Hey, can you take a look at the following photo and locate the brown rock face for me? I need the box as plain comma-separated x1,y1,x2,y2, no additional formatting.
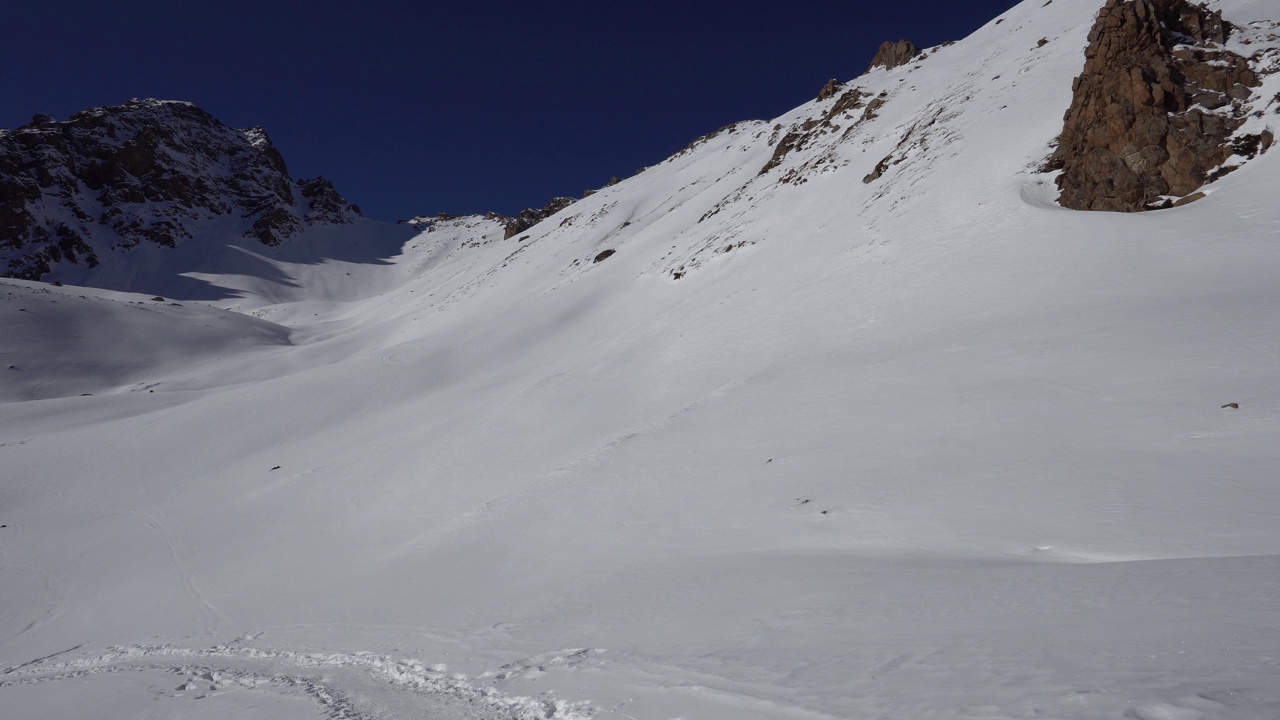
817,79,843,101
868,40,921,72
1047,0,1261,211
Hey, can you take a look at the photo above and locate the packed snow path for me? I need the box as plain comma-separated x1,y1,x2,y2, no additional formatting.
3,554,1280,720
1,639,595,720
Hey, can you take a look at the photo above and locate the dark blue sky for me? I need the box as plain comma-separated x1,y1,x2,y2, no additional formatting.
4,1,1020,221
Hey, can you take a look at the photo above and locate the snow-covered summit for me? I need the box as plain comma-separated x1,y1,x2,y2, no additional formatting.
0,98,362,282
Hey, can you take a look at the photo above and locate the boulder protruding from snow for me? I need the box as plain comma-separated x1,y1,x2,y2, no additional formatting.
868,40,922,72
1047,0,1263,211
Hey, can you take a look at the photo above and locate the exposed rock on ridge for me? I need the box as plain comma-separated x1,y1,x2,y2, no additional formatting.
817,79,844,101
868,40,922,72
0,99,361,280
402,194,578,240
1047,0,1265,211
486,196,577,239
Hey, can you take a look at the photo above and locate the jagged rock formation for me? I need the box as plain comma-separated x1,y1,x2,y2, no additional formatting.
299,176,362,224
486,196,577,239
0,99,361,280
817,79,844,101
408,196,576,238
760,87,878,178
1047,0,1266,211
868,40,922,71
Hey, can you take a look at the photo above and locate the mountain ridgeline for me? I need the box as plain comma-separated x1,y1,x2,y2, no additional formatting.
0,99,361,280
3,2,1280,717
1,0,1277,285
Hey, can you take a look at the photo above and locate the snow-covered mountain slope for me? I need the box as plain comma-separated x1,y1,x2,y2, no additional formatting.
4,1,1280,720
0,99,363,284
0,281,292,402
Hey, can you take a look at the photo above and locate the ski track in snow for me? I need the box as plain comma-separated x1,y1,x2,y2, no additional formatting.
0,563,66,646
0,640,598,720
117,508,223,637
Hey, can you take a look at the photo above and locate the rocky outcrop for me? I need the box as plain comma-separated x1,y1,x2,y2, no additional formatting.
1047,0,1264,211
299,176,362,224
0,99,361,280
760,87,873,177
487,196,576,239
868,40,921,72
817,79,844,101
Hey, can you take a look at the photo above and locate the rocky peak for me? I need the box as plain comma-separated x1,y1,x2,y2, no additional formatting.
240,125,292,178
868,40,921,72
1047,0,1268,211
0,98,361,280
299,176,362,224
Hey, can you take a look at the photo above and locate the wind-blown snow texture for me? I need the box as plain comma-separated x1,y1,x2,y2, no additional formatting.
3,1,1280,719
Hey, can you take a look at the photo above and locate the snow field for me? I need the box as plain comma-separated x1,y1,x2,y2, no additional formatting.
3,1,1280,718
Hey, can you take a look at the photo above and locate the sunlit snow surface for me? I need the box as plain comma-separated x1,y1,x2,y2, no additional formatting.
4,1,1280,718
